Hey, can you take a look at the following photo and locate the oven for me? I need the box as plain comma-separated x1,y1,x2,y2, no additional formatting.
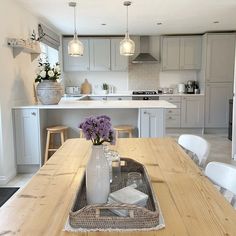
132,91,159,100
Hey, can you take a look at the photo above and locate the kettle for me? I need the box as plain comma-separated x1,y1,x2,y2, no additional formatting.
177,84,186,94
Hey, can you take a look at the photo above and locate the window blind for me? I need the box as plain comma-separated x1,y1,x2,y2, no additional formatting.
38,24,60,50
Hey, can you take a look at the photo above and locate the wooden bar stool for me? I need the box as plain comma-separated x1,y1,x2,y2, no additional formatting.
114,125,134,139
44,126,68,164
79,128,84,138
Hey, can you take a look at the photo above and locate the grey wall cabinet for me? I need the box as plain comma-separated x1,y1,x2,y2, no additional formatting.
63,38,90,72
180,36,202,70
162,36,202,70
89,39,111,71
111,38,128,71
162,37,180,70
206,34,235,83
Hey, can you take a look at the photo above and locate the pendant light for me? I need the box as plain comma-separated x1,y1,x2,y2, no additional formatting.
120,1,135,56
68,1,84,57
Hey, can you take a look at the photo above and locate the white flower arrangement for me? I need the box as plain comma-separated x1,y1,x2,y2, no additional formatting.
35,59,61,83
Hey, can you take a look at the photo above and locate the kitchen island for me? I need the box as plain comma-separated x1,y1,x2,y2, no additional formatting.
1,138,236,235
13,99,175,171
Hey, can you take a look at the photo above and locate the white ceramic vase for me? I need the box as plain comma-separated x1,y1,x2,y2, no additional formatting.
36,80,63,105
86,145,110,204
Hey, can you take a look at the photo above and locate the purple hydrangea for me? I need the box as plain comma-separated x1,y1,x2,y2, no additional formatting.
79,115,116,145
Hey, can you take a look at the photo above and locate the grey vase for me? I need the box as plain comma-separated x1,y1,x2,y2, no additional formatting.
36,80,63,105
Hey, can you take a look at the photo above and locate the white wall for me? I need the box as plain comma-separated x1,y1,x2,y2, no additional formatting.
0,0,54,184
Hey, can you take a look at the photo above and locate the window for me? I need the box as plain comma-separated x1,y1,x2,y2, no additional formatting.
40,43,59,66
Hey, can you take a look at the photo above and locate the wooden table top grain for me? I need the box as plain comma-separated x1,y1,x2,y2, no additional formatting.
0,138,236,236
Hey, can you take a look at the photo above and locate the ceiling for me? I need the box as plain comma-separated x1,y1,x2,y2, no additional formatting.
15,0,236,35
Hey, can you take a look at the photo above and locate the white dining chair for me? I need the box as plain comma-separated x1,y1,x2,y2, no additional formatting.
178,134,210,168
205,161,236,207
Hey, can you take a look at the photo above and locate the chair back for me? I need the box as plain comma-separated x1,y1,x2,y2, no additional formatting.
205,162,236,196
178,134,210,167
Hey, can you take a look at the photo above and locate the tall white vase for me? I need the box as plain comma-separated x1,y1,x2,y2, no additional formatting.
86,145,110,204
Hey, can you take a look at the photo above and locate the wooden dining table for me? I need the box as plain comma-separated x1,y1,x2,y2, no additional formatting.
0,137,236,236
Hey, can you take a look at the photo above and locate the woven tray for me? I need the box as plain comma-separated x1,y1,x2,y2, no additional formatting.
69,158,161,230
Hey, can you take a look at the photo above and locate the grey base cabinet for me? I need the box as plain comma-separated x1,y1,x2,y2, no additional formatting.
181,96,204,128
139,108,165,137
205,83,233,128
14,109,41,165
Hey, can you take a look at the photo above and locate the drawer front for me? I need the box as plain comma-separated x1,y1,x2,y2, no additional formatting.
166,108,181,115
166,114,181,128
159,96,181,102
167,102,181,109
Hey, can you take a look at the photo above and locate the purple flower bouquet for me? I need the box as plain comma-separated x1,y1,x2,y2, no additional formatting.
79,115,115,145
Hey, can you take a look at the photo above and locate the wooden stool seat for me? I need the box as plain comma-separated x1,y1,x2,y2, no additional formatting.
44,125,68,164
46,126,68,132
114,125,134,138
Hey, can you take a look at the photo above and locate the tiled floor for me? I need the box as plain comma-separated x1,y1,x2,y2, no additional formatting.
2,134,235,206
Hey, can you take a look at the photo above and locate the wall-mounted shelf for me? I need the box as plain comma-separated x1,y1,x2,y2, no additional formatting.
7,38,41,61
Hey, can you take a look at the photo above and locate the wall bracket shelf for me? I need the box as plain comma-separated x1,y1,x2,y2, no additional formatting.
7,38,41,61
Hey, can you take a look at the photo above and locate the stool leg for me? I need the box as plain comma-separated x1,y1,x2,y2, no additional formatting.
60,131,65,145
64,130,68,141
129,130,132,138
49,133,54,149
116,130,119,139
79,128,83,138
44,131,51,164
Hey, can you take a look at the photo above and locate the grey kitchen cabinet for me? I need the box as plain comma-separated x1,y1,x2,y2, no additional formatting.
181,96,204,128
14,109,41,166
162,36,202,71
111,38,128,71
159,96,181,128
162,37,180,70
206,34,235,83
89,39,111,71
205,83,233,128
139,108,165,137
63,37,90,72
180,36,202,70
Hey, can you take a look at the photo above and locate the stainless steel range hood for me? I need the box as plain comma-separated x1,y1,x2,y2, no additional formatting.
132,36,159,64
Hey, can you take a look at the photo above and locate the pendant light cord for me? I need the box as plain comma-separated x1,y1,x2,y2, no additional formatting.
126,5,129,35
74,3,77,38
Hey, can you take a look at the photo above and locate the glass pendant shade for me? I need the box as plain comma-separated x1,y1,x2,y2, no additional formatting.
68,36,84,57
120,33,135,56
68,1,84,57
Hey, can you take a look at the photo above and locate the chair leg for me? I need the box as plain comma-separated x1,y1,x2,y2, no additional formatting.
44,131,51,164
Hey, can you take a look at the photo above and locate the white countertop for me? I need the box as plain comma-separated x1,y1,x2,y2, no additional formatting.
64,93,204,97
13,100,176,109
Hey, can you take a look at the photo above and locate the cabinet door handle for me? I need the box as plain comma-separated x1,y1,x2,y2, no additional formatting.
168,117,172,120
144,111,150,115
168,110,172,113
169,98,173,100
31,112,36,116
